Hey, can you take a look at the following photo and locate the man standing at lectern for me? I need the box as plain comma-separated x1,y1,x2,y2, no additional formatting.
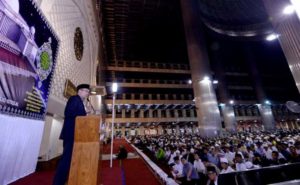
53,84,90,185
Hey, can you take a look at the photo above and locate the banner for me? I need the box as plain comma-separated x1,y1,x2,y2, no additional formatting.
0,0,59,120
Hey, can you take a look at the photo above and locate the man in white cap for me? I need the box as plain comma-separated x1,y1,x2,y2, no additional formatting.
262,143,273,160
220,157,234,174
235,153,247,171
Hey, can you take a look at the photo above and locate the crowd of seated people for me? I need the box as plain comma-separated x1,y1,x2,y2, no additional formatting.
131,130,300,185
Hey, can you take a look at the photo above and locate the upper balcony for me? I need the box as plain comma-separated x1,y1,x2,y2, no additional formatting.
106,79,192,89
107,61,191,74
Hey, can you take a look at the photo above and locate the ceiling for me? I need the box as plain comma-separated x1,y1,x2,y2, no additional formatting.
101,0,188,64
100,0,274,64
197,0,273,37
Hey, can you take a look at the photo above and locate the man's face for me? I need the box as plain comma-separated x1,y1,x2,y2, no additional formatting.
221,162,227,169
272,153,278,160
236,156,242,163
78,88,90,99
290,146,296,153
208,172,217,181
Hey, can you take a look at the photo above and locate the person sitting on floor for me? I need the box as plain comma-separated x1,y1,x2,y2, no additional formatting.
171,156,184,183
116,145,128,160
181,156,199,185
206,166,219,185
268,151,287,165
220,157,234,174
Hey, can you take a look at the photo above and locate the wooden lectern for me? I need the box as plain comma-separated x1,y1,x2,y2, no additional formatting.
68,116,101,185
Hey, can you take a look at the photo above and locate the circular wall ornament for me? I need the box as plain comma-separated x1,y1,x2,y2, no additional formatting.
74,27,84,61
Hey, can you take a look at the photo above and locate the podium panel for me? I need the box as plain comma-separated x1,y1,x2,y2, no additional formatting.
68,116,100,185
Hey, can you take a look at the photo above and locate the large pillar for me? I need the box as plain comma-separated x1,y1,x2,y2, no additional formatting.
257,104,275,130
131,109,135,118
244,45,275,130
181,0,222,137
263,0,300,93
121,109,126,118
158,109,162,118
220,105,237,132
182,109,187,117
166,110,170,118
157,125,163,135
121,126,125,137
213,44,237,132
139,126,145,136
140,109,144,118
149,109,153,118
176,125,180,135
174,109,179,118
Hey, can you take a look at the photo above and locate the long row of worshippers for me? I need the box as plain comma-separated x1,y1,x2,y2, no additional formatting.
130,130,300,185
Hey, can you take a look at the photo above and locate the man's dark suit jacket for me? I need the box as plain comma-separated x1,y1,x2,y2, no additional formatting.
59,95,86,142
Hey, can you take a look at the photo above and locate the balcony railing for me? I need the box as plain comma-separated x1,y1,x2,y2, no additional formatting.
109,61,190,70
218,162,300,185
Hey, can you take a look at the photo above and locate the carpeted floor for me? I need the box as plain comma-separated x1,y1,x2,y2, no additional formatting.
123,159,161,185
10,171,55,185
102,139,161,185
101,160,123,185
102,138,136,154
10,139,161,185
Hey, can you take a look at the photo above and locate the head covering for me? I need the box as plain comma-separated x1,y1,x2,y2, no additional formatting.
220,157,228,164
77,84,90,91
207,166,217,174
190,148,195,153
202,157,209,162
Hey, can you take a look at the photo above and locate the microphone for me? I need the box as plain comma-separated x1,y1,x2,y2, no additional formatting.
87,97,95,113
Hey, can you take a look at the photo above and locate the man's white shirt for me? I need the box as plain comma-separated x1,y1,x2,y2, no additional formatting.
193,159,206,173
236,162,247,171
172,163,183,178
220,166,235,174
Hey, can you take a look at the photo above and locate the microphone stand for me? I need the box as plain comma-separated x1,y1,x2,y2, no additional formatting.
87,97,96,114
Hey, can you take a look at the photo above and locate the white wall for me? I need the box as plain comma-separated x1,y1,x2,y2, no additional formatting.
38,116,63,161
0,0,101,184
36,0,100,161
48,117,64,159
38,116,53,159
0,115,44,185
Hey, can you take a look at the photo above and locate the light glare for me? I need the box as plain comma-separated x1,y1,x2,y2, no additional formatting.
201,76,211,84
291,0,300,20
203,76,210,81
213,80,218,84
283,5,295,15
266,33,278,41
112,82,118,93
